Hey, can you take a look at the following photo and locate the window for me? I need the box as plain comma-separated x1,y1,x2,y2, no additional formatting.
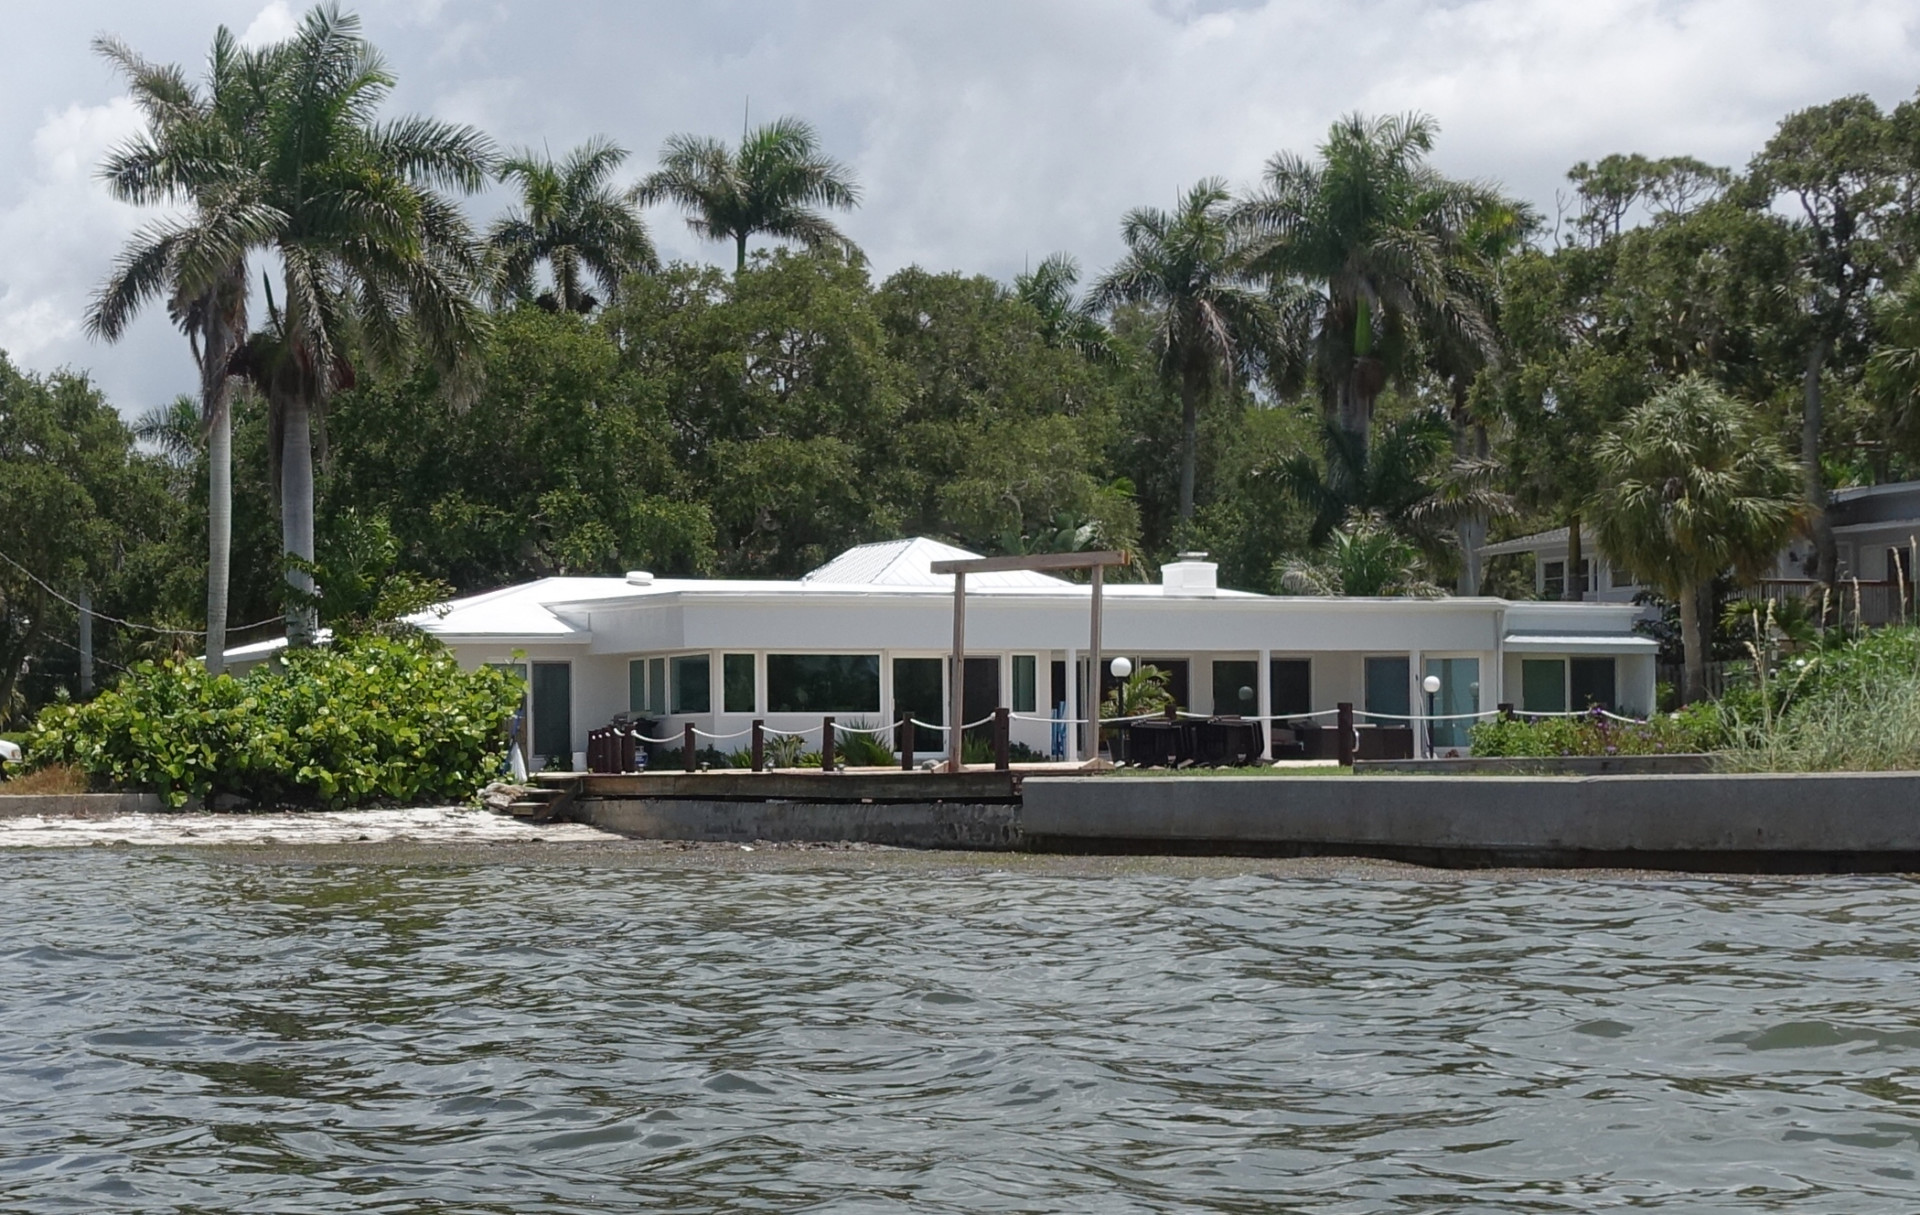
647,657,666,715
723,653,755,714
532,662,572,758
767,654,880,713
1270,659,1311,718
1423,657,1480,749
671,654,711,714
1521,659,1566,714
1543,558,1593,598
1608,563,1635,590
1211,660,1258,715
628,659,646,714
1570,657,1617,712
892,657,943,753
1012,655,1037,713
1364,656,1410,723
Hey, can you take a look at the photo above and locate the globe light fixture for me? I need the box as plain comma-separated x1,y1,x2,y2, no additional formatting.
1422,674,1442,694
1110,656,1133,679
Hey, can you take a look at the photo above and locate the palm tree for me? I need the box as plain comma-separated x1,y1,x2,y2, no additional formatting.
225,4,493,646
1013,253,1110,361
1275,409,1503,574
489,137,656,313
1277,516,1442,597
637,116,860,273
86,27,268,676
1237,113,1510,462
1591,378,1801,703
1092,179,1271,521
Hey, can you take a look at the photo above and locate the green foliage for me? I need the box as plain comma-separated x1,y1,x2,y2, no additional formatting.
835,718,896,766
1722,628,1920,771
26,635,522,808
1102,664,1174,720
1277,515,1441,597
1467,708,1721,757
764,732,808,769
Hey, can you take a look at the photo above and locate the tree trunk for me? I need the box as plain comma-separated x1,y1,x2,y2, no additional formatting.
1678,579,1705,705
736,232,748,275
1563,514,1585,602
1803,339,1837,587
281,393,318,648
205,397,232,675
1339,357,1385,466
1455,420,1488,596
1178,372,1199,521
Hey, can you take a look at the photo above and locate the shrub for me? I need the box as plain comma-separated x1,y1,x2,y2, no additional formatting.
836,718,896,766
1467,707,1721,758
27,635,523,809
1721,627,1920,771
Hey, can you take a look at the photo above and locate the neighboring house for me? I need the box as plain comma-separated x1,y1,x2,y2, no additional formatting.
230,537,1656,765
1476,480,1920,624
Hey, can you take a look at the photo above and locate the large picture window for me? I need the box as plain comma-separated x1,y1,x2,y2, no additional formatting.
767,654,880,713
671,654,711,714
1012,655,1037,713
723,653,756,714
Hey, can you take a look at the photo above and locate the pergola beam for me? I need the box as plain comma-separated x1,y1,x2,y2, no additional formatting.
931,550,1132,772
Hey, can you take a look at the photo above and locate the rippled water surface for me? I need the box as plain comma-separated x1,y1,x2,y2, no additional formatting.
6,852,1920,1212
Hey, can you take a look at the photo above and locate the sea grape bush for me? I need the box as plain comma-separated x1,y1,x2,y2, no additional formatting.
28,636,523,808
1468,706,1721,758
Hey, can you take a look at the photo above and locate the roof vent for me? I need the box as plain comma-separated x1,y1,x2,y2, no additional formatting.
625,570,654,586
1161,552,1217,597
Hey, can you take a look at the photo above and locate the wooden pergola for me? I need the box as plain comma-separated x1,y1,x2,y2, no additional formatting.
927,550,1132,772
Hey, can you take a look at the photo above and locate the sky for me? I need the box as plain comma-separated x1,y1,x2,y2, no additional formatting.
2,0,1918,420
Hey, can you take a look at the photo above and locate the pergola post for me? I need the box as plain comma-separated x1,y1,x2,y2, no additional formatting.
929,550,1130,774
1088,564,1103,762
948,571,966,773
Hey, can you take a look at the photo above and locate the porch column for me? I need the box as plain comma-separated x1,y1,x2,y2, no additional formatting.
1409,648,1423,738
1064,645,1079,762
1257,648,1272,761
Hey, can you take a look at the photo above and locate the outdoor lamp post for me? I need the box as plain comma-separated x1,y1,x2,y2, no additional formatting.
1110,656,1132,679
1422,673,1442,758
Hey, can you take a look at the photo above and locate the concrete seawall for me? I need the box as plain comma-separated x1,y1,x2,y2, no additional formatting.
577,771,1920,869
1020,774,1920,868
580,798,1020,850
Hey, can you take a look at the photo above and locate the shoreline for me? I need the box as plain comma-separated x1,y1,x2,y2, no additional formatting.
0,805,1903,881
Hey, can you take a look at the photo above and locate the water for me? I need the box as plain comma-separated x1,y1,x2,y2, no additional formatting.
5,851,1920,1212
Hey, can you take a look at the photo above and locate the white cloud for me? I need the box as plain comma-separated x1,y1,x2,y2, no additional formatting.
0,97,146,361
238,2,298,48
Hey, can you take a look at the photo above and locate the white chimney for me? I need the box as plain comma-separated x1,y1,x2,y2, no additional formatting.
625,571,654,586
1160,551,1218,597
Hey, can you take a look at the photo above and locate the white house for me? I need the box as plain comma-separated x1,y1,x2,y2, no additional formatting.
317,537,1655,767
1478,480,1920,622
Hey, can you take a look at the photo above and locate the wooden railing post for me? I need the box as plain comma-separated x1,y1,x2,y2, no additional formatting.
821,716,836,772
682,722,696,772
899,707,914,770
1497,702,1514,721
993,707,1010,771
1336,702,1355,767
751,719,765,771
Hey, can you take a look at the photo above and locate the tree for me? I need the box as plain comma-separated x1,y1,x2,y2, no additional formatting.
1277,516,1441,597
489,137,656,313
222,4,493,646
1747,97,1904,587
1237,113,1511,461
1013,253,1111,361
0,357,176,717
1591,378,1801,703
638,116,860,273
87,26,267,675
1092,179,1271,522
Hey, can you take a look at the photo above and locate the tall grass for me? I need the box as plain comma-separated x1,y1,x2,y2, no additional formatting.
1720,625,1920,771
